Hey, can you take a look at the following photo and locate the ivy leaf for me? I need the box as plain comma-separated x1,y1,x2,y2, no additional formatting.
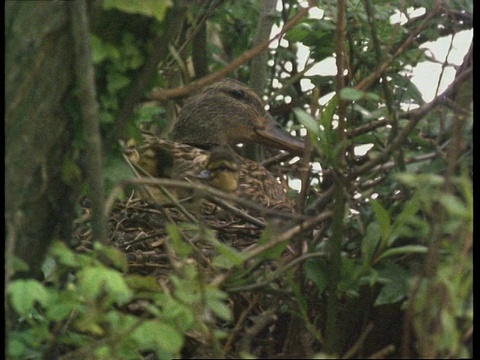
7,280,50,316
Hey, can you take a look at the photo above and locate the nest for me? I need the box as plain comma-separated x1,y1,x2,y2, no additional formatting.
73,187,310,358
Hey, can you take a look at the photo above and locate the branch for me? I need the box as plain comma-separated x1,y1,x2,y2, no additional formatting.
209,209,333,287
354,3,441,92
108,177,310,222
250,0,277,96
69,1,108,244
350,66,472,179
149,4,312,101
325,0,348,353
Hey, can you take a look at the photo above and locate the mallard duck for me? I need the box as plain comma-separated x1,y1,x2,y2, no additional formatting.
127,79,304,209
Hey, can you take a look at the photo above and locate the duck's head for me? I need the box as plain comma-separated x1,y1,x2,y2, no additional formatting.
196,146,240,193
172,79,304,155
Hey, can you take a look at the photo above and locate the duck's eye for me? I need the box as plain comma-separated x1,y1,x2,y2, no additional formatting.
216,165,229,172
227,89,248,102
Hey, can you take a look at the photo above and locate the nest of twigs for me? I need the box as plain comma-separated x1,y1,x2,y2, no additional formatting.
73,177,315,358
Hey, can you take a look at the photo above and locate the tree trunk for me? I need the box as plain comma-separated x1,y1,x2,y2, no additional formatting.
5,2,77,278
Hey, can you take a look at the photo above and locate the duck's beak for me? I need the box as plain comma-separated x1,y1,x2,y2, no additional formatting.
196,169,212,180
254,114,305,155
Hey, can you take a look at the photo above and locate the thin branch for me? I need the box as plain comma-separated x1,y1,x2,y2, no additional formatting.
209,209,333,288
355,3,441,92
120,153,198,223
343,322,375,359
325,0,347,353
149,4,312,101
108,177,310,222
227,252,327,293
367,344,396,359
242,210,333,262
350,66,472,179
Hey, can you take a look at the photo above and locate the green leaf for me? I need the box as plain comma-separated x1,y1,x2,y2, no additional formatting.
212,242,245,268
125,274,162,291
285,24,311,42
293,107,319,137
374,262,409,306
205,287,230,319
46,297,76,321
362,222,381,263
395,173,444,188
160,296,195,331
90,35,120,64
93,242,129,272
321,95,337,132
49,241,78,267
77,266,132,304
370,200,391,245
255,227,288,261
438,193,469,218
340,88,381,101
133,320,183,354
103,0,173,22
340,88,365,101
304,258,329,294
10,256,30,273
166,223,193,257
106,72,131,94
376,245,428,263
352,104,386,120
7,280,50,316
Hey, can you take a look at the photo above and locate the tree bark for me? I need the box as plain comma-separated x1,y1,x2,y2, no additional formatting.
5,2,77,278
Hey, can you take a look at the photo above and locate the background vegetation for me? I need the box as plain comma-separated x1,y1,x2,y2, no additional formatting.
5,0,472,358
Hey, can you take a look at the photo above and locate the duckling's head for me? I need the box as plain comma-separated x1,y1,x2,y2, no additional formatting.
172,79,304,155
196,146,240,193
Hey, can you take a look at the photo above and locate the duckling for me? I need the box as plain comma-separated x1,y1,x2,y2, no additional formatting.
196,146,240,193
127,79,304,209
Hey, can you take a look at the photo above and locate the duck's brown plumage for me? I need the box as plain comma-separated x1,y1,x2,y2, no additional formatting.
128,79,304,209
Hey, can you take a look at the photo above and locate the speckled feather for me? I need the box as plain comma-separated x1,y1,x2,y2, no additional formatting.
134,136,293,209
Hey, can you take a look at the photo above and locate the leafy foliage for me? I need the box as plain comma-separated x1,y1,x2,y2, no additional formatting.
7,238,237,359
